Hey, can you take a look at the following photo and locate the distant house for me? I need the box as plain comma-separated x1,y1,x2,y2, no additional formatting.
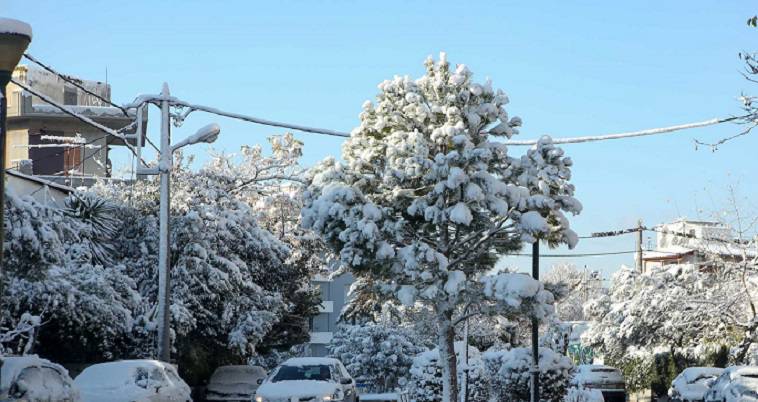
641,219,755,271
306,272,354,357
6,65,144,187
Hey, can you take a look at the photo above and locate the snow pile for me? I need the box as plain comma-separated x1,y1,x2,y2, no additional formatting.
0,18,32,38
481,272,555,319
482,347,575,402
328,323,424,393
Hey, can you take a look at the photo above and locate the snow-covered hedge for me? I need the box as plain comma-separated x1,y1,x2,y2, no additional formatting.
328,323,424,393
482,347,575,402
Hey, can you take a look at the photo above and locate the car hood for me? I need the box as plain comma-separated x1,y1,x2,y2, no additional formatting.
206,381,257,396
256,380,339,399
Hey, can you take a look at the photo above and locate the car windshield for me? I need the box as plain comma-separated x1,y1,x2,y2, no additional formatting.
272,365,332,382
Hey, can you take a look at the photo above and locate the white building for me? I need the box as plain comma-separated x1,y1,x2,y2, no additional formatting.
306,272,354,357
641,219,755,271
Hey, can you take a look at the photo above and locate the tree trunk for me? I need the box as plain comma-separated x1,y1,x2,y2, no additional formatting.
438,312,459,402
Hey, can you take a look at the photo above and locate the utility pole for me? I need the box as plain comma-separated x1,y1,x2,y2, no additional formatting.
0,19,32,308
461,314,469,402
156,83,172,362
531,241,540,402
636,219,644,272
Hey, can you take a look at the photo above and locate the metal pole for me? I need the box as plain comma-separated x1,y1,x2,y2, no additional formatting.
531,241,540,402
636,219,643,272
461,314,469,402
0,72,9,307
156,83,172,362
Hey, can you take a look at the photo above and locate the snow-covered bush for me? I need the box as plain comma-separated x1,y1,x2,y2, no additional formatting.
565,387,604,402
302,53,581,402
328,323,424,392
482,347,575,402
2,192,140,361
408,342,488,402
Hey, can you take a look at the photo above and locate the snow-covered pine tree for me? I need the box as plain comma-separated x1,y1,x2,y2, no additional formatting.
302,53,581,402
328,323,424,393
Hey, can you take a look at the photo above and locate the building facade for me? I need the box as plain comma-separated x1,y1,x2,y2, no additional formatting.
306,272,354,357
6,65,143,186
641,219,754,271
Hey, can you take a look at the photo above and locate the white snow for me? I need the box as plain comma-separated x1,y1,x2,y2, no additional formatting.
0,18,32,38
0,355,79,402
74,360,191,402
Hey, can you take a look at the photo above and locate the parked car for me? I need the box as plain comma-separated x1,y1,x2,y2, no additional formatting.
669,367,724,402
704,366,758,402
254,357,358,402
74,360,192,402
0,355,80,402
571,364,627,402
205,365,267,402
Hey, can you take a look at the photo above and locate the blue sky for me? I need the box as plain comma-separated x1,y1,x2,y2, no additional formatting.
5,0,757,279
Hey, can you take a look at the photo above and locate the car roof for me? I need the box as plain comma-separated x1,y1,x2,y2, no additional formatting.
75,359,174,384
281,357,341,367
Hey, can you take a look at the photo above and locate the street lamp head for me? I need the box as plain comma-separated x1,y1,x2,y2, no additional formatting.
193,123,221,144
0,18,32,75
171,123,221,153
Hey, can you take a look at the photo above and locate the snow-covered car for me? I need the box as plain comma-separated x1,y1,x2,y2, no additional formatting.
0,355,80,402
254,357,359,402
571,364,627,402
669,367,724,402
704,366,758,402
74,360,192,402
205,365,267,402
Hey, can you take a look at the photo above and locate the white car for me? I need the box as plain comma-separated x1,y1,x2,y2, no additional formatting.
254,357,358,402
669,367,724,402
571,364,627,402
0,355,80,402
205,365,267,402
704,366,758,402
74,360,192,402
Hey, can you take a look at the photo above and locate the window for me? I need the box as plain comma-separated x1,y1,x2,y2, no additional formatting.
272,365,332,382
63,145,82,175
64,86,77,105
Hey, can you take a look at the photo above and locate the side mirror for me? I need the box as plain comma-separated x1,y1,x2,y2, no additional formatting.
340,378,353,385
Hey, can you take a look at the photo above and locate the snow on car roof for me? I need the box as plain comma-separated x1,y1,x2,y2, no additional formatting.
282,357,341,366
210,365,266,383
1,355,69,390
681,367,724,383
735,366,758,378
75,359,173,385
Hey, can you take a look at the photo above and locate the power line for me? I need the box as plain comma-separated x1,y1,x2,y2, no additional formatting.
22,53,129,116
509,250,637,257
503,116,744,146
10,77,139,158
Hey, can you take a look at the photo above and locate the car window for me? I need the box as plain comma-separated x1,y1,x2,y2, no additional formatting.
14,367,68,399
337,363,351,381
134,367,149,389
149,367,168,388
272,365,332,382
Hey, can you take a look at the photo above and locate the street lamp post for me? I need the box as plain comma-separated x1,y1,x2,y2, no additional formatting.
0,18,32,303
137,83,221,362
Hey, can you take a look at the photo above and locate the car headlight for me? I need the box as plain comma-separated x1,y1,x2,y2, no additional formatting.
323,391,343,401
255,396,265,402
